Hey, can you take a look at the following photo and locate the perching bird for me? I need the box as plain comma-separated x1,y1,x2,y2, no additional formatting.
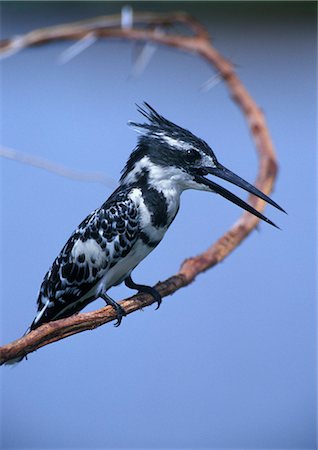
29,103,284,331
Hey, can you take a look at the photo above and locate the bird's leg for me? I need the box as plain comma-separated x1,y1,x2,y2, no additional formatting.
125,274,162,310
100,293,126,327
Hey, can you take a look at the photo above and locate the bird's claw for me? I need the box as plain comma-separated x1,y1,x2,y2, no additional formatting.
124,275,162,310
113,303,127,327
100,293,127,327
152,290,162,310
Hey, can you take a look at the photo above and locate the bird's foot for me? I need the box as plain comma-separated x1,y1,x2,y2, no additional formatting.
125,275,162,310
100,293,127,327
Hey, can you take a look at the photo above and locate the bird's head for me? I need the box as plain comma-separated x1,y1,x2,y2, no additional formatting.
121,102,285,227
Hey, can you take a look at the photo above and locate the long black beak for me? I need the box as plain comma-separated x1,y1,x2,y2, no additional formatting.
195,164,285,228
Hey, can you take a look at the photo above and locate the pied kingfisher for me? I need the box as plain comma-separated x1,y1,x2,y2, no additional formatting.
29,103,284,331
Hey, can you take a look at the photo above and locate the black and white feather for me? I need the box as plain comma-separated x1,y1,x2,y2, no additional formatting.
32,188,145,329
28,102,284,335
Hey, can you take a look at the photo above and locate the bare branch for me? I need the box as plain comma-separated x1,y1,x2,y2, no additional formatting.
0,11,208,58
0,12,279,365
0,146,116,187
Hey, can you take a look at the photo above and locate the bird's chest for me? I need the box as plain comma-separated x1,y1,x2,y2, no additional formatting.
96,187,179,291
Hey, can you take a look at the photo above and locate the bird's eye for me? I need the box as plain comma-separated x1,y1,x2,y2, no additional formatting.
184,149,201,163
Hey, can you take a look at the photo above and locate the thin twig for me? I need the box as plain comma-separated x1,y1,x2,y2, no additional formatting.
0,146,116,187
0,12,279,364
58,31,97,64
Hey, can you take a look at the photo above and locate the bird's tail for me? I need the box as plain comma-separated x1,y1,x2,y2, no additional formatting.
2,326,31,366
3,355,26,366
3,296,49,365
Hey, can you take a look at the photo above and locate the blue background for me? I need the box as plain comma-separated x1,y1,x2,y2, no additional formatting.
1,2,316,449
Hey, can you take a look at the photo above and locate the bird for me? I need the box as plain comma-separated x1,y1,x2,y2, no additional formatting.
27,103,285,334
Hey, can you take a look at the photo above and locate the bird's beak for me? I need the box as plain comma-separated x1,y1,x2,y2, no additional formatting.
195,164,286,228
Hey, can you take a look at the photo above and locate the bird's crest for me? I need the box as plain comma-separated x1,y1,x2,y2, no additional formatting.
128,102,183,136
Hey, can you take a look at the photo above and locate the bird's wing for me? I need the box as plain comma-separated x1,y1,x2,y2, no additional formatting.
32,188,139,328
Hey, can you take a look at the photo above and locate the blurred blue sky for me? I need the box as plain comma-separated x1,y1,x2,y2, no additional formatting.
0,2,316,449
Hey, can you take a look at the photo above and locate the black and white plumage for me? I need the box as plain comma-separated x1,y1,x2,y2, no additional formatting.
29,103,284,332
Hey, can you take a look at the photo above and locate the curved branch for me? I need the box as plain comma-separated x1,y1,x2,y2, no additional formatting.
0,12,278,365
0,11,208,58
